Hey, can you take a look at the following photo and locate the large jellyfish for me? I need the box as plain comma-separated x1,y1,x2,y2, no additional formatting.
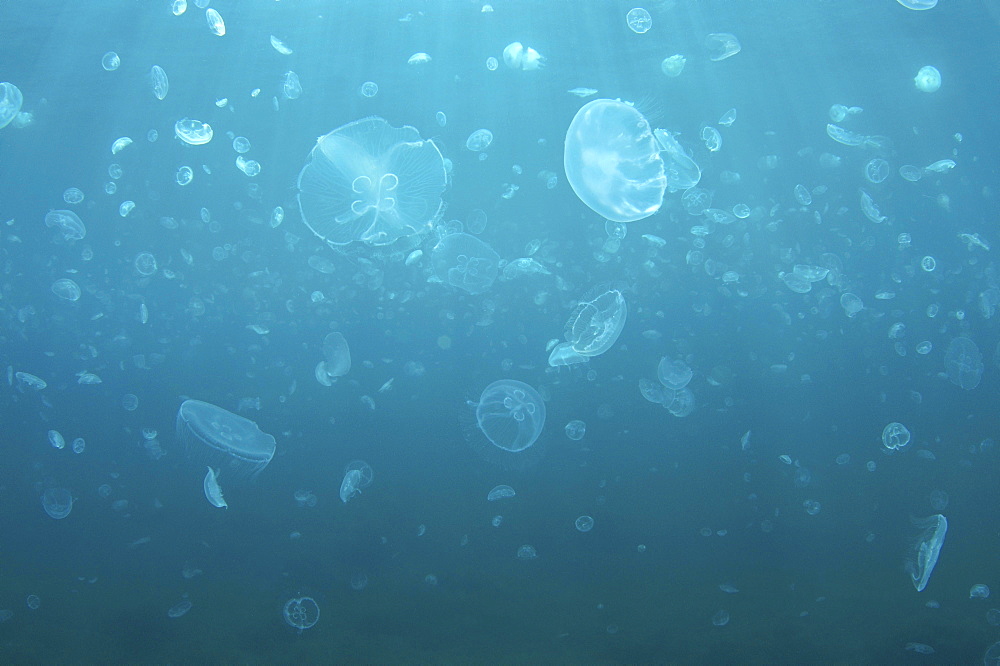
564,99,666,223
297,117,447,246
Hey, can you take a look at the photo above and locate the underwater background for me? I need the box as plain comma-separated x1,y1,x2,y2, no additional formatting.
2,0,1000,662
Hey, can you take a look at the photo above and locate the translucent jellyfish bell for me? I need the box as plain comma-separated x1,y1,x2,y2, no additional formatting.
297,117,447,246
465,380,546,469
176,400,276,479
905,514,947,591
431,233,500,294
562,288,628,357
914,66,941,92
502,42,545,71
944,336,983,390
564,99,666,223
0,82,24,129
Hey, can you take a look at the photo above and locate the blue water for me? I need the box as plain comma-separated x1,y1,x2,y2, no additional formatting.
2,1,999,662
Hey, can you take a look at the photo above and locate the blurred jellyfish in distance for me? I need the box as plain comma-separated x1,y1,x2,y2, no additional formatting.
502,42,545,71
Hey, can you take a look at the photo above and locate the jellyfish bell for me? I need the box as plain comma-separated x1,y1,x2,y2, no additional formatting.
914,66,941,92
502,42,545,71
905,514,948,591
297,116,447,246
660,54,686,77
462,380,547,470
176,399,276,481
564,99,666,223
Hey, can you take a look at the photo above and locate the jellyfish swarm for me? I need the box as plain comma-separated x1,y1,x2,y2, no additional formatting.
905,514,947,592
297,116,447,246
564,99,666,223
464,380,546,469
176,400,276,479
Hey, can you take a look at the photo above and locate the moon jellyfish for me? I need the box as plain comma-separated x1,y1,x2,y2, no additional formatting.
653,129,701,191
174,118,213,145
316,332,351,386
564,99,666,223
339,460,374,503
864,158,890,184
487,484,516,501
625,8,652,33
465,380,546,469
705,33,741,61
914,66,941,92
41,488,73,519
564,420,586,441
51,278,82,302
203,467,227,508
206,8,225,36
657,358,693,390
660,55,686,77
465,129,493,152
944,337,983,390
150,65,168,100
176,400,276,479
881,422,911,451
502,42,545,71
297,117,447,246
283,597,319,632
548,287,627,366
0,82,24,129
897,0,937,8
45,209,86,241
905,514,947,592
431,233,500,294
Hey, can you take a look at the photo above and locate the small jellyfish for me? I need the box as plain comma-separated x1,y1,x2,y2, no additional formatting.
660,55,686,77
340,460,374,503
564,420,586,441
502,42,545,71
203,467,227,509
705,33,741,61
970,584,991,599
487,485,516,501
914,66,941,92
625,8,652,33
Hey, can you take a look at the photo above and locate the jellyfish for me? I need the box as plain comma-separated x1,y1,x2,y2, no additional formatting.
653,129,702,191
564,99,666,223
176,400,276,479
660,55,686,77
502,42,545,71
914,66,941,92
297,117,447,246
905,514,947,591
431,233,500,294
0,82,23,129
339,460,374,503
464,380,546,469
41,487,73,519
558,287,628,360
944,337,983,390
